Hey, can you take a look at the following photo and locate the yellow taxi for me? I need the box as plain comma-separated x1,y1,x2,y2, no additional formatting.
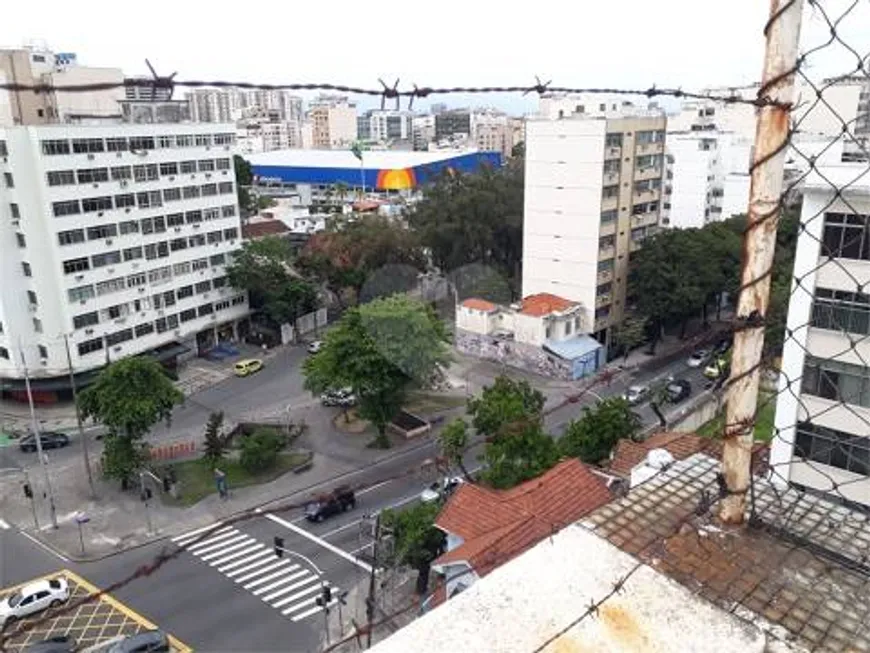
233,358,264,377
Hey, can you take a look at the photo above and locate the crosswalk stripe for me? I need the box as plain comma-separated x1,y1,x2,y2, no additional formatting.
200,539,255,561
208,544,264,567
271,581,325,609
243,564,300,590
220,550,274,574
250,569,310,596
233,559,288,583
262,575,320,603
288,596,339,621
172,523,229,545
186,530,244,553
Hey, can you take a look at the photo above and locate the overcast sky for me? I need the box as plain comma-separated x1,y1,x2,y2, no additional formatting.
2,0,867,114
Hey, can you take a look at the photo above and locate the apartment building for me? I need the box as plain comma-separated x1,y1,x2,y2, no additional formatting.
308,96,357,149
471,111,513,158
538,93,661,121
771,161,870,509
357,110,413,144
0,124,249,398
663,132,733,229
412,115,436,151
522,112,666,346
434,110,471,141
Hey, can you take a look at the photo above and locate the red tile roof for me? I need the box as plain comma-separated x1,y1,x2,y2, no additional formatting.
242,220,290,240
461,298,498,312
519,293,577,317
433,459,612,577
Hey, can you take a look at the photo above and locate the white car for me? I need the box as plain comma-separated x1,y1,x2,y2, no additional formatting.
307,340,323,354
0,577,69,626
623,385,650,406
421,477,464,503
687,349,710,368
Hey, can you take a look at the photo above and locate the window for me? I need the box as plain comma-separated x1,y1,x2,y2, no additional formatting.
170,238,188,252
218,181,234,195
177,285,194,300
0,141,6,157
201,183,218,197
214,133,235,146
111,166,132,181
186,210,203,224
0,347,8,360
223,227,238,240
207,230,223,244
3,172,14,188
106,137,128,152
73,312,99,329
192,258,209,271
195,134,211,147
173,261,192,276
189,234,206,248
212,276,227,289
53,200,81,217
601,210,617,223
22,262,32,277
68,285,95,303
82,196,113,213
123,246,143,262
27,290,37,305
96,277,126,296
182,185,200,199
145,241,169,260
77,168,109,184
47,170,76,186
167,213,185,227
63,257,90,274
141,216,167,235
794,421,869,476
72,138,105,154
92,251,121,268
41,140,71,155
599,236,616,250
221,205,236,218
163,188,182,203
106,329,134,346
129,136,155,151
114,193,135,209
147,266,172,285
214,299,231,311
158,135,174,149
198,159,215,172
78,338,104,356
133,164,159,182
195,280,211,294
811,287,870,336
9,203,20,219
159,162,179,176
204,208,219,221
602,185,619,199
802,357,870,408
135,322,155,338
37,344,48,359
119,220,139,235
231,295,246,306
136,191,162,209
198,303,214,317
822,212,870,262
210,253,226,266
636,154,663,169
176,135,193,148
16,233,26,248
180,308,197,322
180,160,197,174
33,318,42,333
127,271,147,288
216,158,231,170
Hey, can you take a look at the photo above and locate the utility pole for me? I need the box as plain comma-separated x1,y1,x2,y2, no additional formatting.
365,512,381,649
63,334,95,498
19,345,58,529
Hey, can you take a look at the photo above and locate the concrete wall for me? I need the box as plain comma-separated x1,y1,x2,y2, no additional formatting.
456,329,572,380
456,306,498,335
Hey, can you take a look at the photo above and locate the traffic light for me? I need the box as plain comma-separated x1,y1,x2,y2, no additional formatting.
273,536,284,558
140,487,152,502
323,586,332,603
23,483,32,499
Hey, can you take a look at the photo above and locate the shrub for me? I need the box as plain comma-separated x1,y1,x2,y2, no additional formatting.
239,428,284,473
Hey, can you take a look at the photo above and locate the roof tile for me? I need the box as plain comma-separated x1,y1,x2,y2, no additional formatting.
519,293,577,317
461,298,498,312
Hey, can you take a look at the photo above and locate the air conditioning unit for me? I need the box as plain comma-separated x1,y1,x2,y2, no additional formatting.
75,274,84,281
28,304,38,312
107,268,114,274
98,212,104,217
125,207,131,213
105,238,113,246
205,173,211,179
93,183,99,188
11,219,19,226
157,309,164,316
85,328,94,335
224,145,229,151
40,358,48,366
190,174,195,179
222,171,228,175
193,224,200,229
174,227,181,233
116,152,122,158
87,153,95,160
138,287,145,293
174,329,181,336
80,299,87,305
132,262,139,269
213,242,218,247
115,317,126,324
203,293,209,299
169,176,175,181
209,314,216,321
120,180,128,187
113,345,122,352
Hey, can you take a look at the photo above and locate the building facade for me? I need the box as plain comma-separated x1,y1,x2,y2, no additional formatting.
522,113,666,346
308,96,357,150
771,162,870,509
434,110,471,141
357,110,413,144
0,124,249,399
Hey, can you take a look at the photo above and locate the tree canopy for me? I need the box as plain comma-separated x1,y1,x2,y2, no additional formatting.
559,397,641,463
381,501,445,577
480,418,559,489
467,375,545,438
437,418,472,479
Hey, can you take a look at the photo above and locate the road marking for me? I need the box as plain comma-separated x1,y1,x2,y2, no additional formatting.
172,522,228,545
265,512,373,573
232,558,287,583
291,597,339,621
243,564,300,590
225,553,279,578
262,574,321,603
272,580,325,608
0,518,9,530
319,491,422,540
349,542,374,556
251,569,309,596
207,543,264,567
199,538,255,561
187,531,247,554
20,531,70,563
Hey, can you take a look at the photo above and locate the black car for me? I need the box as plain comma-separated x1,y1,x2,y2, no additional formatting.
305,486,356,522
665,379,692,403
25,636,76,653
19,432,70,453
104,630,170,653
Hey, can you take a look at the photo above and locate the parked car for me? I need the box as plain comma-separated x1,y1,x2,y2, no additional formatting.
665,379,692,403
0,578,69,627
623,385,650,406
233,358,263,377
307,340,323,354
19,432,70,453
81,630,170,653
420,477,464,504
305,486,356,522
25,636,77,653
704,354,731,380
686,349,710,368
320,387,357,407
713,337,732,356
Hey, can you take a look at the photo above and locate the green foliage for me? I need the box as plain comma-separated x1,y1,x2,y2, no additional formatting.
437,418,471,479
559,397,642,463
407,164,524,294
381,501,445,570
233,155,252,186
101,433,149,483
611,315,648,361
203,411,227,464
239,427,284,473
467,375,545,438
226,236,319,326
257,195,277,210
481,419,559,489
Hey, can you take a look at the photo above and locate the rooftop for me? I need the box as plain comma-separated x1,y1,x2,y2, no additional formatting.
519,292,578,317
460,298,498,312
241,219,290,240
246,148,480,170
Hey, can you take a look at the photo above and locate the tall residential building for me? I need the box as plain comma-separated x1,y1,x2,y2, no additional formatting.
412,115,436,151
772,159,870,509
522,112,667,346
308,96,357,149
0,46,124,126
435,110,471,141
471,111,512,158
357,110,413,144
186,89,241,123
538,93,661,121
0,124,249,399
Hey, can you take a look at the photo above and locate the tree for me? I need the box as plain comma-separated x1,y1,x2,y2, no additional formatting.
78,357,184,484
611,315,647,362
226,236,319,327
234,155,253,213
203,411,227,464
481,418,559,489
239,428,283,473
407,164,524,294
303,296,450,448
559,397,642,463
467,376,545,438
437,418,472,480
257,195,277,210
381,501,445,593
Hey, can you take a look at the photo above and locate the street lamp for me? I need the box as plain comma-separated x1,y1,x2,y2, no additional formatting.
273,537,333,643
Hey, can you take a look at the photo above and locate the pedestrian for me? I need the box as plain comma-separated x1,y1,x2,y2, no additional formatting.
214,468,228,500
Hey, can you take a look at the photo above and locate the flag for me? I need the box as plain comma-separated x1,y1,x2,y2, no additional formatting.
351,141,363,162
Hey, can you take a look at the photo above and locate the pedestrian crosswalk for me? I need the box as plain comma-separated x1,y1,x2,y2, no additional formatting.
173,525,341,622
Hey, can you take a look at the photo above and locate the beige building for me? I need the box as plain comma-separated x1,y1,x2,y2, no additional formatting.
308,95,357,149
523,110,666,346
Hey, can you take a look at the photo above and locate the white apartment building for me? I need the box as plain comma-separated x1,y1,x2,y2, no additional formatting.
522,112,667,345
357,110,413,144
471,111,512,158
0,124,249,396
412,115,436,151
538,93,661,121
772,161,870,509
308,96,357,149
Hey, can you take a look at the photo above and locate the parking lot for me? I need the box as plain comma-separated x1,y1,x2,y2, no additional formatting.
0,570,190,653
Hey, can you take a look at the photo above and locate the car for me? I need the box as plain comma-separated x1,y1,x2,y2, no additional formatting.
420,477,464,504
623,385,650,406
320,387,357,407
233,358,263,377
713,337,732,356
686,349,710,368
0,577,70,627
25,636,77,653
81,630,170,653
305,485,356,522
704,353,731,380
307,340,323,354
665,379,692,403
19,431,70,453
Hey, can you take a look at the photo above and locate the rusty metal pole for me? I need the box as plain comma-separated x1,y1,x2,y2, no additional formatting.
719,0,804,525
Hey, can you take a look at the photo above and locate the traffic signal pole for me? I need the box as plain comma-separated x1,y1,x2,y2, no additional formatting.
273,537,331,643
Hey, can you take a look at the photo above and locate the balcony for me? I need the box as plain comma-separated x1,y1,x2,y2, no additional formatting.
599,221,617,237
635,142,664,156
602,171,620,185
596,294,612,309
601,196,618,212
629,239,643,253
594,316,609,332
631,212,659,228
633,188,660,202
597,269,614,285
604,146,622,159
598,246,616,260
634,167,663,182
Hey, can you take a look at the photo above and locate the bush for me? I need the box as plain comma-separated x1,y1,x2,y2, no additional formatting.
239,428,284,473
